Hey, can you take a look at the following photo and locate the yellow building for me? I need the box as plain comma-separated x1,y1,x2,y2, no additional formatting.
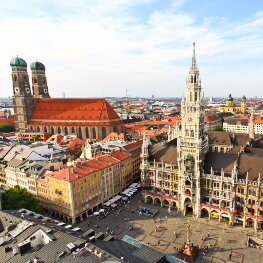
217,94,246,113
46,165,102,224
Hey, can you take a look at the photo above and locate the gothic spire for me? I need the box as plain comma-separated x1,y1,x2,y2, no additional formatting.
191,42,196,69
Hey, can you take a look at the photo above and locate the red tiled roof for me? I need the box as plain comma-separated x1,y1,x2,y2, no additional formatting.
48,166,96,182
59,137,85,152
100,132,125,143
0,115,15,125
204,114,220,122
123,140,143,154
29,98,122,126
110,149,131,161
255,117,263,124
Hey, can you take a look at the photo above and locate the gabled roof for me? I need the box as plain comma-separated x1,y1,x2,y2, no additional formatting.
123,140,143,154
110,149,131,161
29,98,122,126
238,154,263,181
204,152,238,173
207,131,232,146
149,138,177,164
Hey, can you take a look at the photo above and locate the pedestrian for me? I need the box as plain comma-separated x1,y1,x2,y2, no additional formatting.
229,252,232,260
174,230,176,236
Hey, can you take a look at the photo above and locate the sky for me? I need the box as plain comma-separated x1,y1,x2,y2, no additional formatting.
1,0,263,98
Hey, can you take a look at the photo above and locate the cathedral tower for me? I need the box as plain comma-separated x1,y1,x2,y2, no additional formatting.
11,57,35,132
30,61,50,98
177,43,208,217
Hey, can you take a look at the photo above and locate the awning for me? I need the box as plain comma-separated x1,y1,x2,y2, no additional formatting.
110,195,122,202
236,216,243,222
221,214,229,218
122,189,130,195
129,183,139,188
72,227,81,232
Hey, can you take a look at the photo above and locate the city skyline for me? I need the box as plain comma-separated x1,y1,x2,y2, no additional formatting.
1,0,263,98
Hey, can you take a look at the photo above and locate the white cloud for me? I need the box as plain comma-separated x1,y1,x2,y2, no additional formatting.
0,0,263,98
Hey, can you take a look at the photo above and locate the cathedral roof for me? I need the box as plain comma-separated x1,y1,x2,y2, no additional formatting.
29,98,122,126
30,61,45,70
10,56,27,67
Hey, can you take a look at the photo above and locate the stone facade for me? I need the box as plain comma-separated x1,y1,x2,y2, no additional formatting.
140,43,263,231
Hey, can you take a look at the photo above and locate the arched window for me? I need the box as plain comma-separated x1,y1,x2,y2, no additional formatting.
249,188,256,196
102,127,106,139
64,127,68,135
43,126,47,133
58,127,61,134
191,75,193,83
92,127,96,139
37,126,40,132
194,91,197,102
78,127,82,139
85,127,89,138
71,127,75,134
194,75,196,83
34,78,37,84
50,127,54,134
189,92,192,102
14,75,17,82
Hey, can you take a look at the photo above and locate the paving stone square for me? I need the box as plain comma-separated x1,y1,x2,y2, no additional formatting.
76,193,263,263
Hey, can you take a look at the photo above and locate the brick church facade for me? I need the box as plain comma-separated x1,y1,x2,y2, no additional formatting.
10,57,123,140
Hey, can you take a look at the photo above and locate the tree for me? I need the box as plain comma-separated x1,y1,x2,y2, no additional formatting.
0,123,15,133
1,186,43,214
74,147,82,158
215,124,224,132
31,134,40,141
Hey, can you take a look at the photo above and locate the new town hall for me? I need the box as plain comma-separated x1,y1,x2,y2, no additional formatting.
141,43,263,230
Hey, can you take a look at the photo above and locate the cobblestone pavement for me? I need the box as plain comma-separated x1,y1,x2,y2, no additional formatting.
76,193,263,263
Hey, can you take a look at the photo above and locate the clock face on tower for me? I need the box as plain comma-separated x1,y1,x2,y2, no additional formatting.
187,117,192,122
